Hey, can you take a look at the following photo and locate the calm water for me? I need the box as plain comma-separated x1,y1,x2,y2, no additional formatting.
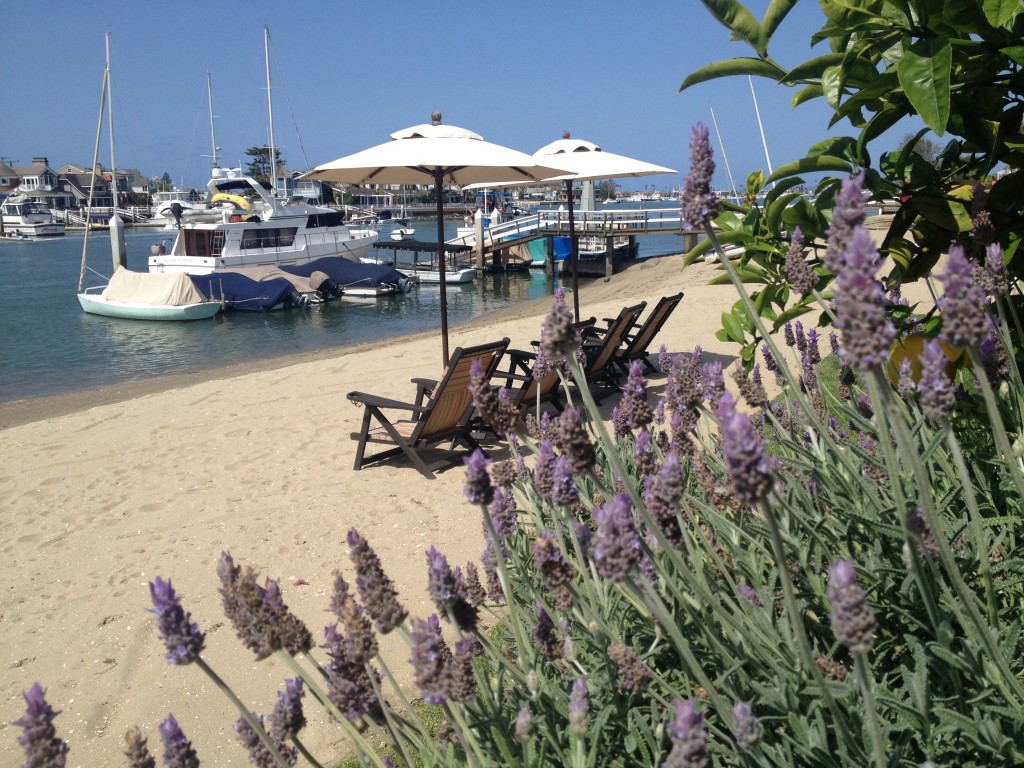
0,211,684,403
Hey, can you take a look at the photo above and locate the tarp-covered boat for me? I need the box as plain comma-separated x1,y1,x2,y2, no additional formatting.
279,257,413,297
187,271,304,312
78,268,221,321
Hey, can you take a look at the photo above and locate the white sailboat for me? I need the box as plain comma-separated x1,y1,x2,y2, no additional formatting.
77,32,221,321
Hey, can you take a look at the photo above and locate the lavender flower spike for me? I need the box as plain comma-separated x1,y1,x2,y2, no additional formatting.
680,123,721,229
269,678,306,744
149,577,205,665
124,727,156,768
664,697,709,768
824,171,867,274
347,529,408,634
591,493,642,582
732,700,764,749
515,707,533,743
539,287,579,359
15,683,69,768
568,677,589,738
827,558,877,655
463,448,495,506
159,713,200,768
720,398,774,507
785,227,815,295
939,244,989,349
408,614,451,705
833,226,895,373
918,340,955,422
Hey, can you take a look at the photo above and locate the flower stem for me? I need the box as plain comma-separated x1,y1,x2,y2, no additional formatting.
854,653,887,768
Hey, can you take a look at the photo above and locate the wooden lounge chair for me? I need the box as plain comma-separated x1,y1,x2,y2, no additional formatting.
494,317,597,418
579,301,647,397
348,338,510,479
610,292,684,374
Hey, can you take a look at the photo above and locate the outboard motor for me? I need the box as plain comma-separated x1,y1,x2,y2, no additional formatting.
309,270,344,300
169,202,184,229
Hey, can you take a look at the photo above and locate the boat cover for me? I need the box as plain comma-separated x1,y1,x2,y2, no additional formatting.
188,272,300,312
102,268,210,306
280,257,413,293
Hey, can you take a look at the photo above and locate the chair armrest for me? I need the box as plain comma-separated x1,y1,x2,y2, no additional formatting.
347,391,430,415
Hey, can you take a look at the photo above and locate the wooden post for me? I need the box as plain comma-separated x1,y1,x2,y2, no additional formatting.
474,208,485,270
545,235,554,277
605,235,614,278
681,231,699,252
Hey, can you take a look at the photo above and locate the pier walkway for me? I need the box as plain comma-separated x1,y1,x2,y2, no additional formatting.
445,207,701,276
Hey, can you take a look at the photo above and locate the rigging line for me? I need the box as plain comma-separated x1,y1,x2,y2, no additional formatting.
181,79,209,189
267,33,310,170
708,104,739,204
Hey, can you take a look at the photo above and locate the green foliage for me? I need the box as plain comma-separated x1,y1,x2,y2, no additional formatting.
245,146,285,186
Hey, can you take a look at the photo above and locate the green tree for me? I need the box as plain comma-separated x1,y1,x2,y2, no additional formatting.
244,146,285,186
678,0,1024,362
596,179,618,201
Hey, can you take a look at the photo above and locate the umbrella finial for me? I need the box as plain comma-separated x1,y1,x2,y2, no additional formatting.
562,131,570,139
432,111,442,125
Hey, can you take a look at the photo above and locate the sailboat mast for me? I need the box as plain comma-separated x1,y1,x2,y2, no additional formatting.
264,25,277,197
748,76,774,179
105,31,117,208
207,71,219,168
709,105,739,204
77,68,108,293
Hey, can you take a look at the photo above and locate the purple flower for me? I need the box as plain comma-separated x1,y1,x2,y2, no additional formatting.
322,625,383,724
426,546,478,631
488,487,518,539
783,322,796,348
785,227,815,295
461,562,487,607
329,572,378,664
608,643,652,691
645,452,686,548
533,440,557,498
719,394,774,506
539,288,580,359
827,559,877,654
469,360,519,436
533,601,562,660
15,683,69,768
700,361,724,409
463,449,495,506
917,341,955,422
480,534,506,603
680,123,721,229
448,635,479,702
235,713,296,768
347,529,407,634
408,614,451,705
553,406,596,473
732,700,763,748
568,677,589,738
664,698,708,768
833,227,895,372
618,361,654,430
939,244,989,348
549,455,579,506
260,578,313,656
635,428,659,478
591,494,641,582
124,727,156,768
149,577,205,665
515,707,533,743
824,172,867,274
269,678,306,744
532,531,577,611
159,714,200,768
739,584,763,607
732,364,768,408
984,243,1007,295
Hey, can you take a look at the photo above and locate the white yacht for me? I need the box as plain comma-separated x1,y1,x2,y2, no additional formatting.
148,167,379,275
1,195,65,237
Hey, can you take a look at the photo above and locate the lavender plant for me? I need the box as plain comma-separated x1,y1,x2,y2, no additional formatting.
15,125,1024,768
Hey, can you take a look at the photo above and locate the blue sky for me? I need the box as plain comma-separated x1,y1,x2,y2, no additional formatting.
0,1,922,194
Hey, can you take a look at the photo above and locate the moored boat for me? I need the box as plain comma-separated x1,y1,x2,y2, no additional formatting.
78,267,221,320
1,195,65,237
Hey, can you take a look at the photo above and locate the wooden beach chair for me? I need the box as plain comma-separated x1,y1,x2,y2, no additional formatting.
348,338,510,479
609,292,684,374
578,302,647,398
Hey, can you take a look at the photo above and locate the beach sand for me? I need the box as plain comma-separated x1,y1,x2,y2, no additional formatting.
0,253,799,765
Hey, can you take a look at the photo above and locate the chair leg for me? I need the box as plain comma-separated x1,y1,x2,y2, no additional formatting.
352,409,373,471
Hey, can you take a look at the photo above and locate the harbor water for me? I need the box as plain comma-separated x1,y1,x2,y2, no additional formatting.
0,213,685,404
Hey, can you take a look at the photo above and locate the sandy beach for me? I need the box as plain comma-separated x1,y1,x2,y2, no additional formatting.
0,254,753,766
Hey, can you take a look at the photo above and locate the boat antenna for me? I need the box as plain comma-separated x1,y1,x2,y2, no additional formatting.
78,65,109,292
264,25,277,197
748,76,775,187
709,104,739,204
207,71,220,168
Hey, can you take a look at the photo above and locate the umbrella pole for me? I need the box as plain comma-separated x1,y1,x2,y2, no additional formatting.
435,169,449,366
566,179,580,322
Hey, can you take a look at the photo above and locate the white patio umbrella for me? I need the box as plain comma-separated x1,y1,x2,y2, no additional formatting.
473,132,676,320
303,113,570,364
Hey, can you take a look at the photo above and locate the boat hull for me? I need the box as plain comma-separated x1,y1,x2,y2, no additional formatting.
78,291,220,321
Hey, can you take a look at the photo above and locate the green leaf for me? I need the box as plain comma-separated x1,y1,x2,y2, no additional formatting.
821,65,845,110
721,310,749,343
1002,45,1024,67
983,0,1018,26
761,0,799,40
767,156,852,184
746,170,766,195
698,0,768,55
909,188,973,232
896,36,951,135
792,83,824,108
680,58,786,91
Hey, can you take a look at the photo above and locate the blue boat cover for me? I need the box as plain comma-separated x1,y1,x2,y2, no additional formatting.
189,272,300,312
280,257,410,291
